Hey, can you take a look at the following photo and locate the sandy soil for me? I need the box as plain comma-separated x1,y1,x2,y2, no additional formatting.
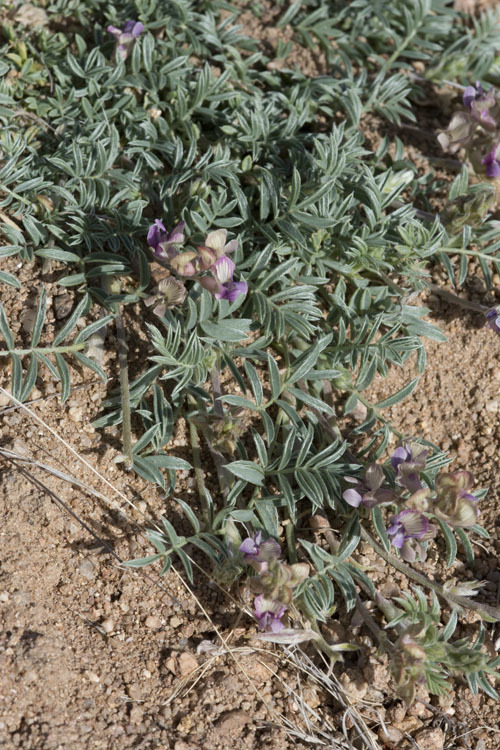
3,2,500,750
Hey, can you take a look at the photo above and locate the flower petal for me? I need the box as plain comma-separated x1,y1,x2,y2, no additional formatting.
397,509,429,538
213,256,235,285
365,463,384,491
198,275,220,296
222,280,247,302
463,86,477,109
205,229,227,254
486,161,500,178
223,239,238,255
343,489,363,507
147,219,166,250
390,446,408,470
240,537,258,557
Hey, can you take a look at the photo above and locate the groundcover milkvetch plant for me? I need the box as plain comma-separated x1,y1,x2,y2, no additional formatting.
3,0,500,711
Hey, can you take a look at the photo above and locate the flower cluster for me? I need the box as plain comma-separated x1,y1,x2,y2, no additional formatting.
107,20,143,61
146,220,247,312
239,532,309,632
385,446,479,561
343,443,480,563
438,82,500,180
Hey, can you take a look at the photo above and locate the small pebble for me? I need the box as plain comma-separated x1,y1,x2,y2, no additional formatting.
79,559,95,580
145,615,161,629
69,406,84,422
378,725,403,749
414,727,444,750
485,399,498,413
0,391,11,407
127,684,142,701
178,652,198,676
129,705,143,724
101,619,114,634
53,293,73,320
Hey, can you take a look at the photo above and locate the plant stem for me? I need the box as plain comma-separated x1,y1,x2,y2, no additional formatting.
188,419,211,525
427,284,488,313
211,353,224,418
0,343,86,356
115,306,133,470
285,520,297,564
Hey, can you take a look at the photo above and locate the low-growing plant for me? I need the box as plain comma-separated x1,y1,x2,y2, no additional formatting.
2,0,500,718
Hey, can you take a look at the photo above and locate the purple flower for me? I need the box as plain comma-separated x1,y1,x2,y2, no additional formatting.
253,595,286,633
463,82,498,131
391,444,427,494
486,306,500,333
147,220,185,258
482,144,500,178
199,256,248,302
107,20,144,61
386,509,429,549
239,531,281,574
343,464,395,508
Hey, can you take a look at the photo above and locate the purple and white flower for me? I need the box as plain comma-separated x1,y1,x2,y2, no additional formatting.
253,595,286,633
386,509,429,549
239,531,281,574
196,230,239,270
107,20,144,61
147,219,185,258
391,444,427,494
463,82,499,131
343,463,395,508
200,256,248,302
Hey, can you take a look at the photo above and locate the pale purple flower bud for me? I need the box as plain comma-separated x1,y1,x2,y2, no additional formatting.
386,509,429,550
253,595,286,633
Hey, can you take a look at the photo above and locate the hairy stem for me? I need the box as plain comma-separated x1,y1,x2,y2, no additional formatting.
188,419,211,525
211,354,224,418
0,343,85,356
427,284,488,313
